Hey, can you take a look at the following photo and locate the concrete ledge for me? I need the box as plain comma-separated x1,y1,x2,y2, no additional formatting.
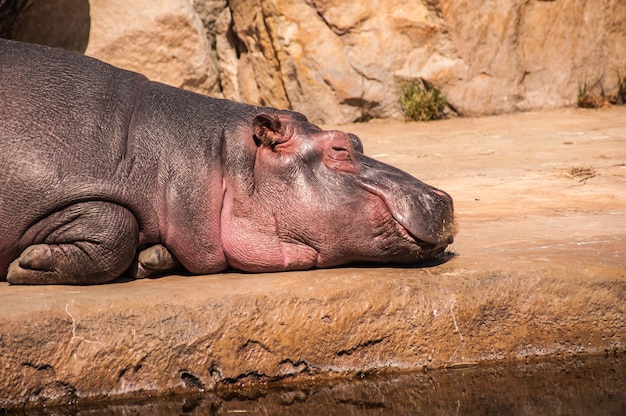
1,108,625,409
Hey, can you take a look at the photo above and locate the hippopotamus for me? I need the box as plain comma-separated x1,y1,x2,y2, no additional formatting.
0,39,455,285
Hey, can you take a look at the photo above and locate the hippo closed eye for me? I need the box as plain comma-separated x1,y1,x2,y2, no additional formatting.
0,39,455,285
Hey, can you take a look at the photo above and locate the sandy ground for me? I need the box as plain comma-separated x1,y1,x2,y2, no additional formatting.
1,107,625,409
340,106,626,271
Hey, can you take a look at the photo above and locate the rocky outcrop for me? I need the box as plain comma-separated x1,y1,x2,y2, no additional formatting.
2,266,625,409
437,0,626,116
2,0,625,123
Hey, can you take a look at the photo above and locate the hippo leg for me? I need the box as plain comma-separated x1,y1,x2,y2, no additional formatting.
130,244,181,279
7,202,138,285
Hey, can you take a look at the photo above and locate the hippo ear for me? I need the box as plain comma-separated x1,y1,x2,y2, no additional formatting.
252,114,286,147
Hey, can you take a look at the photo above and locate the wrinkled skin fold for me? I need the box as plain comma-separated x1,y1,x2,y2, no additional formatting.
0,39,455,285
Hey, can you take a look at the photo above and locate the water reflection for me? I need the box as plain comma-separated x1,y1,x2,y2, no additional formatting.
8,354,626,415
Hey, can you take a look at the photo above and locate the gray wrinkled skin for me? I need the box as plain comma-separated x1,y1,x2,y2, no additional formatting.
0,39,455,285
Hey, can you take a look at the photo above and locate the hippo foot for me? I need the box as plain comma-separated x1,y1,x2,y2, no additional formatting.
7,245,58,284
7,241,132,285
6,202,139,285
130,244,180,279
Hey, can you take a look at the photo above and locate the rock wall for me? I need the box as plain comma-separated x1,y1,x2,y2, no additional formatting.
2,0,626,123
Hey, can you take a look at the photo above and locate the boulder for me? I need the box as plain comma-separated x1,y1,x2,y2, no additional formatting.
85,0,222,96
437,0,626,116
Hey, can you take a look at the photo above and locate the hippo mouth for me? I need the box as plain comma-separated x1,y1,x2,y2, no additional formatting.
357,179,455,257
391,213,452,260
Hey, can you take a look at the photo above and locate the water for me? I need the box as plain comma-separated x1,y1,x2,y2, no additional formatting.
6,354,626,415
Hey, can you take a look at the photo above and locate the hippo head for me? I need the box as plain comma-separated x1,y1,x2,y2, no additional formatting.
220,111,455,272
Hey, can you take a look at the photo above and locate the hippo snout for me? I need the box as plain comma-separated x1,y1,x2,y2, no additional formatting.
356,155,455,249
410,186,455,247
433,189,455,245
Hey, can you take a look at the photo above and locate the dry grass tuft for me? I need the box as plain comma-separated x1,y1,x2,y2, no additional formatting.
399,78,451,122
608,72,626,105
577,79,605,108
567,165,597,182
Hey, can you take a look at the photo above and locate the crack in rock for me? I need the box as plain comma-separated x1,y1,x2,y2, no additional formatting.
21,362,54,372
336,337,388,357
222,358,318,386
277,358,315,377
237,339,271,353
180,370,206,391
222,370,267,385
117,353,151,382
337,398,387,410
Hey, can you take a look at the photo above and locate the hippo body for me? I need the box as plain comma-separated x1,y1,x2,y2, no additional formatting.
0,39,455,285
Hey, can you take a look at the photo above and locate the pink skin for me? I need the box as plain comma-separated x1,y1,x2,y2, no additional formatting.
220,113,455,272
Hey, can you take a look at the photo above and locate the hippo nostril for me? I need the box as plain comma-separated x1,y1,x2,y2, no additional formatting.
432,189,452,204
